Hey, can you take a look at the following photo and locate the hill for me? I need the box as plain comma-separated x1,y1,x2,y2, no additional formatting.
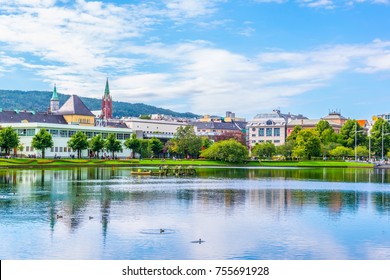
0,90,199,118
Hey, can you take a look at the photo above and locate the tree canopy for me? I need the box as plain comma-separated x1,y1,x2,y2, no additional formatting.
104,133,122,158
88,134,105,158
0,127,20,156
31,128,53,158
292,129,321,159
124,134,141,158
168,126,202,158
67,131,88,158
201,139,248,163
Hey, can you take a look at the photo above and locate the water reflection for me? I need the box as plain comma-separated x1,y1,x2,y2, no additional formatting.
1,167,390,260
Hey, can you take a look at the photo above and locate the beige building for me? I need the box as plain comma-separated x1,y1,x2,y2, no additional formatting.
247,112,286,148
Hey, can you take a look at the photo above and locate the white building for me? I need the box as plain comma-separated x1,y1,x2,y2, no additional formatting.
247,112,287,148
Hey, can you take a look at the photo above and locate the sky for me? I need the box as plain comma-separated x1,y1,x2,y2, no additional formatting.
0,0,389,120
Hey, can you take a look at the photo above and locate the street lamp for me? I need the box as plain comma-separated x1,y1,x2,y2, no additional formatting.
381,122,390,162
354,124,364,162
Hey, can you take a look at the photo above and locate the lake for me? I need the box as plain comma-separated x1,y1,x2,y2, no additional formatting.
1,167,390,260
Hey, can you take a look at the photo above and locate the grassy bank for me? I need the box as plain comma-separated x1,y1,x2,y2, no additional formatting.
0,158,375,168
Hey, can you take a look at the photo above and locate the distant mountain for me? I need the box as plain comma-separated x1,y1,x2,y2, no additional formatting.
0,90,199,118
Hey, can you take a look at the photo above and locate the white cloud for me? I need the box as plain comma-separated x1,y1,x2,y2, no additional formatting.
1,1,390,118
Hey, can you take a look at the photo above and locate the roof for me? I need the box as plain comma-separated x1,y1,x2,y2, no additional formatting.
57,95,94,116
287,119,341,128
322,112,347,120
51,84,59,101
0,110,67,124
191,121,243,131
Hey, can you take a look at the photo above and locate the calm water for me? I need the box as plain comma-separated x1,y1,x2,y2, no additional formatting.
1,167,390,260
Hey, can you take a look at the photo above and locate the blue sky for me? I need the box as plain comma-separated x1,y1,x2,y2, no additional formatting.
0,0,390,120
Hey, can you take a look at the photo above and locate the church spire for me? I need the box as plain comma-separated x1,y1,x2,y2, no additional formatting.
102,78,113,119
51,84,59,101
50,84,60,113
104,78,110,98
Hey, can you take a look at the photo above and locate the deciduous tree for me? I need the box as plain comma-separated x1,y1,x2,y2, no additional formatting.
67,131,88,159
31,128,52,158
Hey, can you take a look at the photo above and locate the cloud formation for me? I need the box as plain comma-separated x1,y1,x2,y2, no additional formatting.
0,1,390,118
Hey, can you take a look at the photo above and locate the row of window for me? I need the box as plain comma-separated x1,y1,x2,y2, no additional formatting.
251,127,281,137
47,130,131,140
251,140,281,144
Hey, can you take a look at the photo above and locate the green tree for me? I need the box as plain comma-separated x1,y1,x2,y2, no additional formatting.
0,127,20,156
67,131,88,159
148,137,163,158
286,125,302,142
140,139,151,158
321,142,341,157
339,119,366,148
370,118,390,159
292,129,321,160
88,134,105,158
31,128,53,158
316,120,337,144
252,142,276,159
171,126,202,158
356,145,369,158
201,139,248,163
201,137,213,150
124,134,142,158
104,133,122,159
329,146,353,158
275,141,294,159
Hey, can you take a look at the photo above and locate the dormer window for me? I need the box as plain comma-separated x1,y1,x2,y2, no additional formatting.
266,120,273,126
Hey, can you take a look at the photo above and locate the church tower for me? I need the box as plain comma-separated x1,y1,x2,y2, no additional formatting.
50,84,60,113
101,78,113,119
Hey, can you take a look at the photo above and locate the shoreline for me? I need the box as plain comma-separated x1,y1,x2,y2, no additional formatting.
0,158,376,169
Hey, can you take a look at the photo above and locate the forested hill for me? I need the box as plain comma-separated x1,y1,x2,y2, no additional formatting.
0,90,199,118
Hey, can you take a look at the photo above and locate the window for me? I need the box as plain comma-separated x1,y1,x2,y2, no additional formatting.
59,147,63,152
49,130,59,137
124,134,130,140
102,133,108,139
251,134,256,137
17,129,27,136
274,128,280,137
68,131,76,137
55,147,58,152
266,128,272,137
26,146,30,152
26,129,35,136
60,130,68,137
274,140,280,143
85,131,93,138
266,120,273,125
64,147,68,153
252,127,256,132
258,128,264,136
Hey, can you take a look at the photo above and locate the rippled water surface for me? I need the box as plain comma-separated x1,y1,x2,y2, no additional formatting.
1,167,390,260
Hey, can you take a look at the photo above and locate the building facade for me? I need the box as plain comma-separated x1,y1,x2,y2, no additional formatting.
247,112,286,148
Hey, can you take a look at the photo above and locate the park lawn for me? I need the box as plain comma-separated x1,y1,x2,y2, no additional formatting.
0,158,374,168
258,160,374,168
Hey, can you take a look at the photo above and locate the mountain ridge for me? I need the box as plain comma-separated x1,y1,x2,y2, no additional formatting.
0,90,199,119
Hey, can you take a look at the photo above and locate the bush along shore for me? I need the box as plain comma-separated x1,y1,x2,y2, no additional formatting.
0,158,375,169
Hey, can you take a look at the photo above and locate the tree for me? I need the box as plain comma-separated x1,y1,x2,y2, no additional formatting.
275,141,294,159
148,137,163,158
201,137,213,150
139,139,151,158
67,131,88,159
104,133,122,159
339,119,366,148
315,120,337,144
31,128,53,158
89,134,105,158
201,139,248,163
286,125,302,142
329,146,353,158
356,145,369,158
214,131,246,145
292,129,321,160
369,118,390,158
252,142,276,159
170,126,202,158
124,134,141,158
0,127,20,156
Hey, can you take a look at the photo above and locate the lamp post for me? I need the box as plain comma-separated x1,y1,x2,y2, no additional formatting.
354,124,364,162
381,122,390,162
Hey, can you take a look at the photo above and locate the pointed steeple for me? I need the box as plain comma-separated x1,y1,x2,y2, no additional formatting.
51,84,59,101
104,78,110,98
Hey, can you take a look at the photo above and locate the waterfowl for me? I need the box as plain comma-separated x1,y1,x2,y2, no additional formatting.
56,214,63,219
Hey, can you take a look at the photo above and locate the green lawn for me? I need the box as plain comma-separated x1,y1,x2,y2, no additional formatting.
0,158,374,168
